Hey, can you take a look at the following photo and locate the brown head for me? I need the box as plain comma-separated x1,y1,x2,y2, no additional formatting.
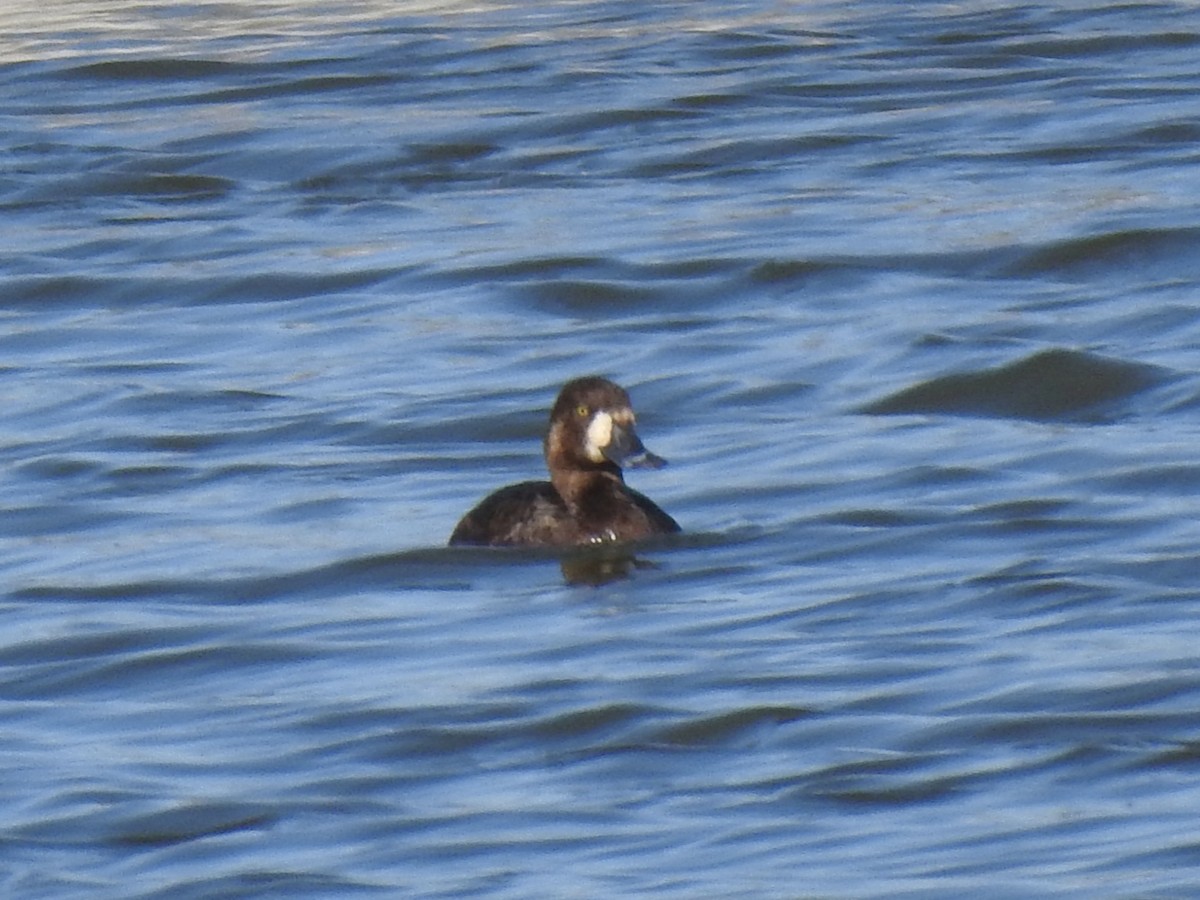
543,377,666,498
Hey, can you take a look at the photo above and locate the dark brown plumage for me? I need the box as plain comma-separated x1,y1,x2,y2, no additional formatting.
449,377,680,547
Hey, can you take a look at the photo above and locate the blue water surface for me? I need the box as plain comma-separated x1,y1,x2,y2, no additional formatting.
4,1,1200,896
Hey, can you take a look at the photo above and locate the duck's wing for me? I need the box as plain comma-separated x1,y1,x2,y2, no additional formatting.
623,486,681,535
448,481,575,547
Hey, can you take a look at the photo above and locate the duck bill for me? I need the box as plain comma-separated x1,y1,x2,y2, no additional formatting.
604,423,667,469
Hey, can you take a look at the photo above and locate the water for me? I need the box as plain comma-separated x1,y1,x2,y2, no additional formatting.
4,1,1200,895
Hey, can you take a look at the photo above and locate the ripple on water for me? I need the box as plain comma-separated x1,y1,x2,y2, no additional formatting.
861,348,1172,422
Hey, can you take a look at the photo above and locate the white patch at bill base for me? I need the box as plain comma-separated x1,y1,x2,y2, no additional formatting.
584,411,613,462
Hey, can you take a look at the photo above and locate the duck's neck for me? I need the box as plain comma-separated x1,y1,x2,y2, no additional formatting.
545,420,623,511
550,462,623,512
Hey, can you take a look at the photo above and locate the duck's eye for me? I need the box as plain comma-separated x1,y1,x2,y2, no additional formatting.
575,404,590,418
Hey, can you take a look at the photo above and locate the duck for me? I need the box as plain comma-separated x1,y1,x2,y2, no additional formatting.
449,376,680,547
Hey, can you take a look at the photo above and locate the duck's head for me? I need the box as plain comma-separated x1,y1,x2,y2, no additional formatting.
545,376,667,473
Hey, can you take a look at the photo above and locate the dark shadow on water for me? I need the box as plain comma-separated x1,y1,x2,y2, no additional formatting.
456,527,759,587
559,545,650,587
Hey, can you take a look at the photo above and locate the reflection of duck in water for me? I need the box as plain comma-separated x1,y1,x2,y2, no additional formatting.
449,377,680,548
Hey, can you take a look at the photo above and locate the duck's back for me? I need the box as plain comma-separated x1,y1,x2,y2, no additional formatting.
449,480,679,548
449,481,573,547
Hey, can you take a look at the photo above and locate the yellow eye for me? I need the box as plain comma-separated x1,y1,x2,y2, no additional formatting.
576,404,589,418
